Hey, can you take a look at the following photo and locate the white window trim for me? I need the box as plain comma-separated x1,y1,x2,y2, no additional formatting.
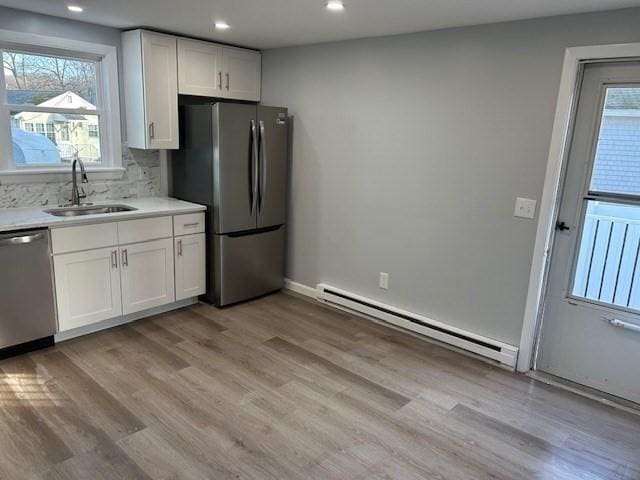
0,29,123,183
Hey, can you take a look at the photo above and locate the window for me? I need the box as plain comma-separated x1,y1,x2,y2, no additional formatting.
0,30,122,180
45,123,56,144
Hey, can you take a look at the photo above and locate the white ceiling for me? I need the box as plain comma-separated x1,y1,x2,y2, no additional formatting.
2,0,640,49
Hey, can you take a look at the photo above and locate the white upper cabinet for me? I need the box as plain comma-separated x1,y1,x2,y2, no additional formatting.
124,30,262,149
178,38,223,97
122,30,179,149
221,47,261,101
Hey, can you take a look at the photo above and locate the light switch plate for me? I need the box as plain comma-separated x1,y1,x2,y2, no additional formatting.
514,197,537,219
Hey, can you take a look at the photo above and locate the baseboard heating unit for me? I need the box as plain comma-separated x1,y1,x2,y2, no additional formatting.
315,283,518,369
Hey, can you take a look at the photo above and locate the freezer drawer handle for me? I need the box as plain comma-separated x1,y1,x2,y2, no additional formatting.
603,317,640,334
0,232,45,247
259,120,267,212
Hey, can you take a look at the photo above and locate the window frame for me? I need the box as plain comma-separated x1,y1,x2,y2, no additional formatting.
0,30,122,183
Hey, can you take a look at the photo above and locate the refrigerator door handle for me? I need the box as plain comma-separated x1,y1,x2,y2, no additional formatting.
259,120,267,212
250,120,259,215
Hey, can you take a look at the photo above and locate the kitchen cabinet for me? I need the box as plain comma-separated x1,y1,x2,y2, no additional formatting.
52,213,204,333
221,47,261,101
120,238,175,315
178,40,261,101
122,29,179,149
53,247,122,331
178,38,223,97
175,233,206,301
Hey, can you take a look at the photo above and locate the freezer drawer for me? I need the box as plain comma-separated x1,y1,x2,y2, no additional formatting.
213,226,285,306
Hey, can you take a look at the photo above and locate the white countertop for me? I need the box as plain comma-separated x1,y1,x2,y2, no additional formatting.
0,197,206,233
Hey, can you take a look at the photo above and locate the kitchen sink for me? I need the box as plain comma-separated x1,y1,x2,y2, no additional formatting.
44,204,137,217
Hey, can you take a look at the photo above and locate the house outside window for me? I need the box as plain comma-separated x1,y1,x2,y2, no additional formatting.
0,30,122,181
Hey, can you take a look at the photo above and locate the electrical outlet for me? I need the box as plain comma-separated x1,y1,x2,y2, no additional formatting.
139,167,150,181
379,272,389,290
514,197,537,219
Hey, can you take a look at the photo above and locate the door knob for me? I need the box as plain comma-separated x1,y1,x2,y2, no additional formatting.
556,221,570,231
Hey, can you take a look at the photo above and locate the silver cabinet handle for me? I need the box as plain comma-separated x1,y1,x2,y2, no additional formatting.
259,120,267,212
604,317,640,334
111,250,118,269
217,71,222,90
149,122,155,140
177,239,183,256
225,72,230,91
182,222,200,228
121,249,128,267
0,232,45,247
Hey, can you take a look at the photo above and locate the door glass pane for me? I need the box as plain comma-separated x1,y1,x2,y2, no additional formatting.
590,87,640,195
572,200,640,309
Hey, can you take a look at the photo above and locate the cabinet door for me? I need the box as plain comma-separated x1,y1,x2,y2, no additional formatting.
120,238,175,315
178,39,223,97
175,233,206,301
222,48,261,101
142,31,179,149
54,248,122,332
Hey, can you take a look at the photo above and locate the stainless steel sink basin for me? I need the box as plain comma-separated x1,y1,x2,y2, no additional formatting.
44,204,137,217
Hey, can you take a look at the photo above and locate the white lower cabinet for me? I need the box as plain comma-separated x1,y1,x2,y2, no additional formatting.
175,233,206,301
52,213,205,333
54,247,122,331
120,238,175,315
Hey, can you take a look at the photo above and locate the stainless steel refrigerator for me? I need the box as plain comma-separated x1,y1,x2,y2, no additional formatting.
172,103,288,306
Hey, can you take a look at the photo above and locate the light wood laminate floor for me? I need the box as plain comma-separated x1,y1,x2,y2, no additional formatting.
0,293,639,479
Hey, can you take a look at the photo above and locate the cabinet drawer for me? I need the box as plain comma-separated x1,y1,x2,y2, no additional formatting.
173,213,205,236
118,216,172,244
51,223,119,254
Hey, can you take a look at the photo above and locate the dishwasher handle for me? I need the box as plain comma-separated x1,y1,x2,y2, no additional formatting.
0,232,46,247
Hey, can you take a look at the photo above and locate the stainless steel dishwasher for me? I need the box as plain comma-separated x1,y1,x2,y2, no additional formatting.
0,229,56,357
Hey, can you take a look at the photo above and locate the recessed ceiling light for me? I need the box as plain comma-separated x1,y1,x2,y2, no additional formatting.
67,5,83,12
326,0,344,11
215,21,230,30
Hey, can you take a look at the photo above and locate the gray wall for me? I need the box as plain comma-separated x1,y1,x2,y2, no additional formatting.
0,7,163,207
261,8,640,346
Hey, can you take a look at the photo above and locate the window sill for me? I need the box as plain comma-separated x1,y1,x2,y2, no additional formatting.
0,167,126,184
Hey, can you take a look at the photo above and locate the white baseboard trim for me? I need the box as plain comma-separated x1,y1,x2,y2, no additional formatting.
54,297,198,342
284,278,316,298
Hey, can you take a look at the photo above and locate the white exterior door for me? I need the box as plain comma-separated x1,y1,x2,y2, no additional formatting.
178,38,223,97
142,31,178,149
222,47,261,101
175,233,206,301
54,247,122,332
537,62,640,403
120,238,175,315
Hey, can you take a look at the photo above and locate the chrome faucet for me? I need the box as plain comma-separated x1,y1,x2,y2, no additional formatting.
70,159,89,206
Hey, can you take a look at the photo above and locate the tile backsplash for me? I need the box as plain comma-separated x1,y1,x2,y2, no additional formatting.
0,144,162,208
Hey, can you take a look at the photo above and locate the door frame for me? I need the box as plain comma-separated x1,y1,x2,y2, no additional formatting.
518,42,640,373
